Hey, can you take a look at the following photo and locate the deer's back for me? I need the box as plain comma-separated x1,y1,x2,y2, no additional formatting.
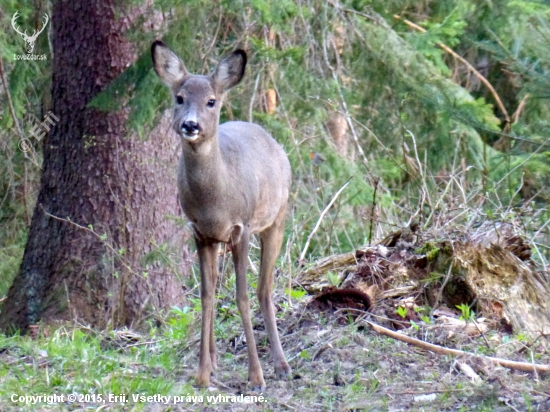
219,121,291,226
219,121,290,187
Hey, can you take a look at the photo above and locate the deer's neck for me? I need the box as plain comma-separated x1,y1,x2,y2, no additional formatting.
181,133,227,195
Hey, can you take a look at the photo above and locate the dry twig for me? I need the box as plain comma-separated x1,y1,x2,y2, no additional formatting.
366,320,550,373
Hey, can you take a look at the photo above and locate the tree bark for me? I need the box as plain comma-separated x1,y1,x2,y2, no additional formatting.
0,0,187,332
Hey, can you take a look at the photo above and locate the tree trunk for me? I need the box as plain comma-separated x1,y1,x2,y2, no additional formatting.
0,0,187,332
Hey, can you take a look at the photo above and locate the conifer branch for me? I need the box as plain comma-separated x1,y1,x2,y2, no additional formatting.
393,15,511,131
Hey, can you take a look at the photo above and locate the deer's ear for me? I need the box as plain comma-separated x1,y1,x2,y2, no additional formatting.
213,50,247,92
151,41,188,88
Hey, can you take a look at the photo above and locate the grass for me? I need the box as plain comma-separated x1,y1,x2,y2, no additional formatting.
0,325,191,411
1,286,549,411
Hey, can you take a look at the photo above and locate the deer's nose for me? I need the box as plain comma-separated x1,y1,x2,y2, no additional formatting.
181,120,200,135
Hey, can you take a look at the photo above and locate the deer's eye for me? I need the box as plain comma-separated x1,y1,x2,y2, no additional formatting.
207,99,216,108
176,96,184,105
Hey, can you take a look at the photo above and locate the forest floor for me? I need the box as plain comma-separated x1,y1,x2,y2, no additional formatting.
1,288,549,412
167,300,550,412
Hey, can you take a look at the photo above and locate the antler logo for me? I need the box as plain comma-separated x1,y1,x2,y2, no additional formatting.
11,11,49,55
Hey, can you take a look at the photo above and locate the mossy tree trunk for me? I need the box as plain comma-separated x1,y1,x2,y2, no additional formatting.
0,0,186,332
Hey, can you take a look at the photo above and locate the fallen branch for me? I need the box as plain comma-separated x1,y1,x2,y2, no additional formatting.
366,320,550,374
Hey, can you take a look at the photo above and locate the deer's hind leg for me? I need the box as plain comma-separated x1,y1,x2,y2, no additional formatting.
258,207,291,379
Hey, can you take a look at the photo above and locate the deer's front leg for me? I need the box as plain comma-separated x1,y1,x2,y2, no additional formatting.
232,228,265,390
195,237,219,388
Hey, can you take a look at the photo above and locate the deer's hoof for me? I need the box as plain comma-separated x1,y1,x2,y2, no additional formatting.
275,362,292,379
248,373,266,392
249,382,266,392
195,372,211,388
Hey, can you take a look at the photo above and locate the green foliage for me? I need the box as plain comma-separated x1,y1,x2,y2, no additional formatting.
416,242,441,260
0,1,50,298
396,306,407,318
0,327,189,408
88,51,168,138
285,287,307,301
165,306,194,340
250,0,301,30
407,4,472,74
326,271,340,287
0,239,25,297
456,303,475,322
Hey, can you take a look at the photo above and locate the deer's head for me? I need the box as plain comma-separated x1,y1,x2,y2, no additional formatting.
152,41,246,144
11,12,49,55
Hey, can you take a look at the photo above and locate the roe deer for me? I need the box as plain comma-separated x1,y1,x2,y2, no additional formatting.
151,41,292,389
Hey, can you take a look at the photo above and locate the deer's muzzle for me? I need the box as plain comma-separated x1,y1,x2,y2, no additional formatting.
181,120,201,140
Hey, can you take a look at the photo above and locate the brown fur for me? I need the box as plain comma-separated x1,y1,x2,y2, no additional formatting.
152,41,291,389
